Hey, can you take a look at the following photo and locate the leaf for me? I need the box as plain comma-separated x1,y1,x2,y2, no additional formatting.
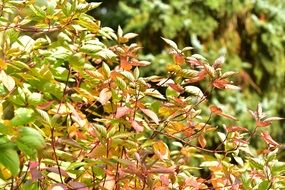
226,126,248,133
184,86,203,98
213,56,225,68
248,157,264,170
115,77,127,90
123,33,138,39
198,135,206,148
96,49,117,59
153,141,170,160
115,106,132,118
117,25,123,37
221,71,237,78
200,161,219,167
16,127,45,158
119,70,135,81
161,37,178,50
263,116,284,122
257,180,270,190
271,162,285,176
0,146,19,176
145,89,166,100
260,131,279,147
224,84,241,90
28,92,43,106
98,88,112,105
210,105,237,120
131,120,144,132
217,132,226,142
11,108,35,126
0,70,15,91
102,62,111,77
140,108,159,125
168,83,184,93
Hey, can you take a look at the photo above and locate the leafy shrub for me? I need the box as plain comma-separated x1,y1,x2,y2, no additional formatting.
0,0,284,189
91,0,285,145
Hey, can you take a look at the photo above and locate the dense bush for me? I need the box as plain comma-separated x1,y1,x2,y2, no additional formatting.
0,0,284,189
90,0,285,144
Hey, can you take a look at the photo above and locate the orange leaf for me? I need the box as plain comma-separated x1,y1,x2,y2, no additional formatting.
226,125,248,133
153,141,170,160
120,56,132,71
174,54,185,65
210,105,222,114
198,135,206,148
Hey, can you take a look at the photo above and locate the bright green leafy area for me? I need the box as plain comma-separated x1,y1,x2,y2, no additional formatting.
11,108,35,126
0,0,284,189
0,137,19,177
15,127,45,159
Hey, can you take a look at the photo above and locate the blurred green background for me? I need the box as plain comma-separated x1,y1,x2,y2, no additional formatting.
88,0,285,146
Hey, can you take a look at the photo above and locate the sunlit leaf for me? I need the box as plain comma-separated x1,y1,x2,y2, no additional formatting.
153,141,170,160
140,108,159,125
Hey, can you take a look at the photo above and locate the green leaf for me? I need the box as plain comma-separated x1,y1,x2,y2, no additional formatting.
96,49,117,59
248,157,264,170
257,180,270,190
27,93,43,106
115,77,127,90
16,127,45,158
11,108,35,126
102,62,111,77
0,145,19,176
271,161,285,176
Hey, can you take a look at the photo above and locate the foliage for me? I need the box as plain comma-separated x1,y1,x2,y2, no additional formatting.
0,0,284,189
90,0,285,144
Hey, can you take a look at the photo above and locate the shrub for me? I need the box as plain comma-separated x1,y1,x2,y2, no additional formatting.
0,0,284,189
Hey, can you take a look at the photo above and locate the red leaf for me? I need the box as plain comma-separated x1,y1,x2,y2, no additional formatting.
37,100,55,109
115,106,132,118
168,83,184,93
256,120,271,127
213,78,228,89
210,105,237,120
260,131,279,147
140,108,159,125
